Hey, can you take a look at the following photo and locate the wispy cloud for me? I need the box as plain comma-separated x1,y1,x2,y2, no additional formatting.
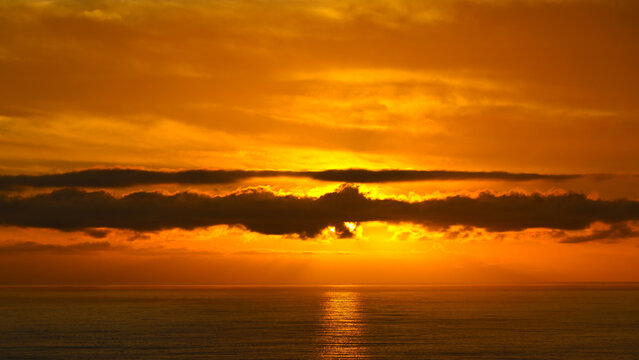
560,223,639,243
1,0,638,172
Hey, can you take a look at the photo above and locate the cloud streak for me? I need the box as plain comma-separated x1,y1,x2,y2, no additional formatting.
0,241,111,254
0,168,580,189
1,186,638,239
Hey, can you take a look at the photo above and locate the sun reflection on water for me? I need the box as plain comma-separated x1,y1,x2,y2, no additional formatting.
320,290,367,359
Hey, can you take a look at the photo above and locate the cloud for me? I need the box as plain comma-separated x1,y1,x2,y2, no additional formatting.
0,168,580,189
560,222,639,243
1,186,639,239
1,0,639,175
83,228,110,238
306,169,579,183
0,241,111,254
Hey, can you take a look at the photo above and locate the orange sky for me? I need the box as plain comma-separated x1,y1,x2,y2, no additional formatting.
1,0,639,284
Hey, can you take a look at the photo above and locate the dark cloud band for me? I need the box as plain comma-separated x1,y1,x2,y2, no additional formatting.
0,168,580,189
1,186,638,239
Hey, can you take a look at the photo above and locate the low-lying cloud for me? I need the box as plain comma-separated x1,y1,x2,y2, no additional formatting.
1,186,638,240
560,223,639,243
0,241,111,254
0,168,580,189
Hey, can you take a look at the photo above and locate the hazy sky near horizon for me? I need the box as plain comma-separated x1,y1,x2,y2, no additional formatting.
1,0,639,284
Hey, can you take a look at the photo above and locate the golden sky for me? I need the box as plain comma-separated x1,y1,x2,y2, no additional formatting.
1,0,639,284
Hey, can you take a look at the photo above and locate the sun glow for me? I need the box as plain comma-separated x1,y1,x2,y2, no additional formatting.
344,222,357,233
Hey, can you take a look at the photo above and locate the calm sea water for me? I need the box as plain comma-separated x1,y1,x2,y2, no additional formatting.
1,285,638,359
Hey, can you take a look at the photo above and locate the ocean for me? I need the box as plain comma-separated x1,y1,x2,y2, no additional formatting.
1,285,638,359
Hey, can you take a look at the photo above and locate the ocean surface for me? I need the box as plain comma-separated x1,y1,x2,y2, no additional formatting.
1,285,638,359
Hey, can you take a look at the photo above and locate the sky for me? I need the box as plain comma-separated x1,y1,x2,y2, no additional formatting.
1,0,639,284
